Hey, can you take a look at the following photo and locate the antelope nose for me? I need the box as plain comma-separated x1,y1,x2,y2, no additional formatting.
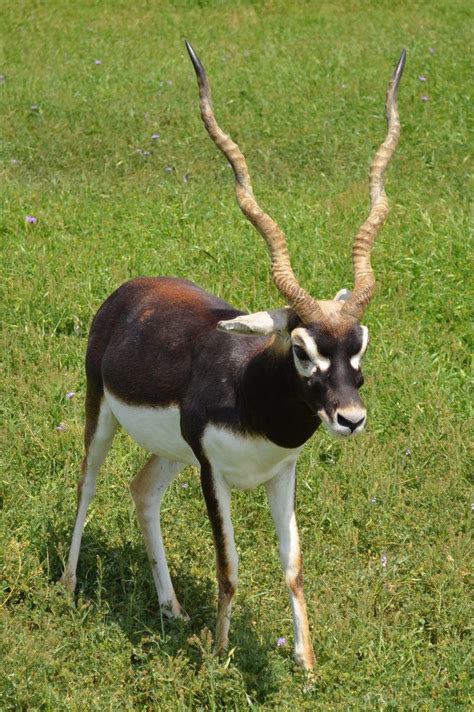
336,410,366,432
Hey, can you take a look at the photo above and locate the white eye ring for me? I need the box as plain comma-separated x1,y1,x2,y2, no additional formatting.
350,325,369,370
293,348,316,378
292,346,330,378
291,327,332,378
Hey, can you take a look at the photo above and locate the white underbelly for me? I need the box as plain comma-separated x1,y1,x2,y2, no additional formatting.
104,389,198,465
104,389,302,489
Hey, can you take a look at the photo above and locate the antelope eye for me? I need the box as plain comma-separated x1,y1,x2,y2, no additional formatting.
293,345,310,362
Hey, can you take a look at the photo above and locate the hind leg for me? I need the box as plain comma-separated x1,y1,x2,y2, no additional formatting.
61,393,118,593
130,455,187,619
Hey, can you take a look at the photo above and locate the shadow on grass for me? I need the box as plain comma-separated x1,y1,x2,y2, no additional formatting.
43,522,277,703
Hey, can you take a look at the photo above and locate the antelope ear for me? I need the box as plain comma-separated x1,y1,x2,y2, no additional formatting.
334,288,352,302
217,307,292,336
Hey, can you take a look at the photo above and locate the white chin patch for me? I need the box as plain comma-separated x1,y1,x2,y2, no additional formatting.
318,410,364,438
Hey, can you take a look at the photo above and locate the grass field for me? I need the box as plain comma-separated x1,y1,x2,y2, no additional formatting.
1,0,472,709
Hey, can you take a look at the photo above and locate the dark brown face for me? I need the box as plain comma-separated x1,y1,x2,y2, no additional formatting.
290,321,369,437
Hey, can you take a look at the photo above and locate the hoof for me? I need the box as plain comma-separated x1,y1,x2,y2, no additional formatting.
175,607,190,623
60,571,76,594
294,650,316,672
160,601,190,622
214,646,227,660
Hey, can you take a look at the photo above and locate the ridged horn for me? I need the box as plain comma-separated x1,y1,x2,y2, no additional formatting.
185,40,324,324
343,49,406,320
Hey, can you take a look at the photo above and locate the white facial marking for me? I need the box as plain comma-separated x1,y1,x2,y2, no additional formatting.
350,325,369,370
291,327,331,378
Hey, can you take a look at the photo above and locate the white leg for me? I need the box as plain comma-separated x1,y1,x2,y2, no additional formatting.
265,463,315,670
130,455,186,618
200,468,238,654
62,398,118,593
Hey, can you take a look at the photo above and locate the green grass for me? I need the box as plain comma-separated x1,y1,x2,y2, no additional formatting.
1,0,472,708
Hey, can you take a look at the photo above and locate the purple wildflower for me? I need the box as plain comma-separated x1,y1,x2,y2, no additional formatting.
25,215,37,224
418,75,427,82
95,59,102,65
421,95,429,102
151,133,160,140
55,423,67,432
66,391,76,400
276,636,286,647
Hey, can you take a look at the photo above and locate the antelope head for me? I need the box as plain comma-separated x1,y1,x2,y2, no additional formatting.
186,41,405,437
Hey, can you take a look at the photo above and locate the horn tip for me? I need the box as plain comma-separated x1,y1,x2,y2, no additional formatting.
393,48,407,87
185,39,206,83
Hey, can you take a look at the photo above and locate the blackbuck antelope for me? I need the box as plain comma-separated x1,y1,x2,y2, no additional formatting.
62,42,406,671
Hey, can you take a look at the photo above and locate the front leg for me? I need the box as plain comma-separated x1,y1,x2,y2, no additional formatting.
200,465,238,655
265,463,315,671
